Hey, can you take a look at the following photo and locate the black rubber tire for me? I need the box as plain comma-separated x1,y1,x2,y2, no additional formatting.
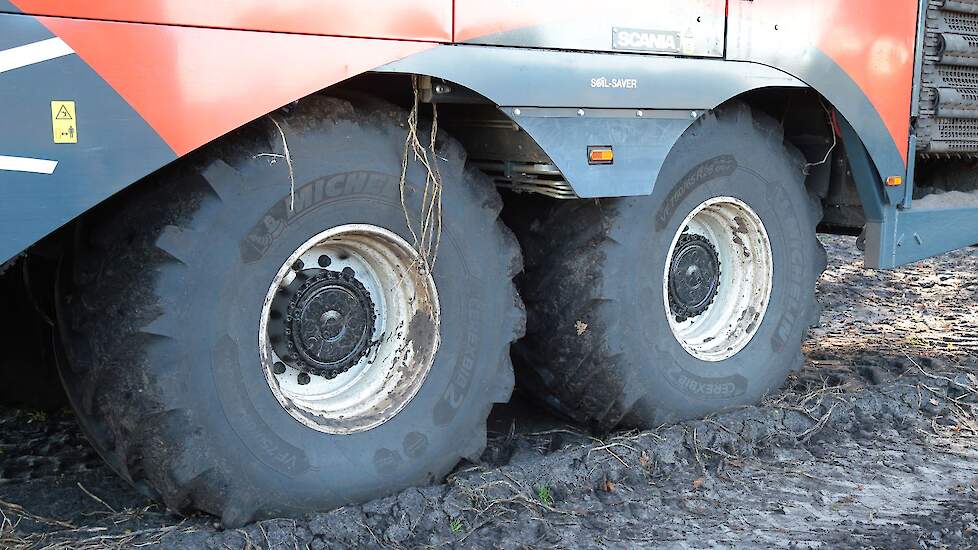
0,259,65,410
513,103,826,432
54,95,524,526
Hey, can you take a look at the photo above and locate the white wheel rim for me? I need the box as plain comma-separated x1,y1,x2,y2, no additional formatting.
259,224,439,434
663,197,773,362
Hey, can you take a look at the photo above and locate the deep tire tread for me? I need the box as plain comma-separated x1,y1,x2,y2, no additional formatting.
56,95,522,525
514,102,826,431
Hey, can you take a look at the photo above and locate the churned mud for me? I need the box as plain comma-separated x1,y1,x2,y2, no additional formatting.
2,235,978,549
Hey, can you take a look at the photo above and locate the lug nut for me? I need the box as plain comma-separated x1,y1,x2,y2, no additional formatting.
273,362,286,374
297,373,311,385
318,254,331,268
292,259,305,271
342,267,355,278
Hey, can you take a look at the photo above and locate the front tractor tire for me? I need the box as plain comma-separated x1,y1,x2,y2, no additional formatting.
55,96,524,526
514,103,826,431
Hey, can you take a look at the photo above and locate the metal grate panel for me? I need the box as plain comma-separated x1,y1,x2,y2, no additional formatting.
918,0,978,155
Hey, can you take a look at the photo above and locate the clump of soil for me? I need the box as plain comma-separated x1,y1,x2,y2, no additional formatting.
2,235,977,549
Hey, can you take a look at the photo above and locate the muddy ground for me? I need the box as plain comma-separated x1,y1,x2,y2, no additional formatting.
1,234,977,549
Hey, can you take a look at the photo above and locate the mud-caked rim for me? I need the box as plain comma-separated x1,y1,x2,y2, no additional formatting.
259,224,440,434
663,197,773,362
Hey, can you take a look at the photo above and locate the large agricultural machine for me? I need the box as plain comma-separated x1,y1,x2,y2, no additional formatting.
1,0,976,526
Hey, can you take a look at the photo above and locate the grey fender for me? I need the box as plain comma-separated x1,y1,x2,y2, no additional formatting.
378,45,806,198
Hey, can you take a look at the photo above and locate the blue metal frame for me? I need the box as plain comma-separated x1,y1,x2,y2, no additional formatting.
0,14,174,265
841,115,978,268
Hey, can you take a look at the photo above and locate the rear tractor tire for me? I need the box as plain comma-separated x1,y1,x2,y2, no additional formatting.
55,96,524,526
514,103,826,431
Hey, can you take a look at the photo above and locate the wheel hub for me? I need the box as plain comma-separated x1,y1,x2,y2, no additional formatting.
260,224,441,434
662,197,773,363
272,270,376,379
668,233,721,323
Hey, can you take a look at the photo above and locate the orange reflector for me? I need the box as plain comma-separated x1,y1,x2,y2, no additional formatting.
885,176,904,187
588,146,614,165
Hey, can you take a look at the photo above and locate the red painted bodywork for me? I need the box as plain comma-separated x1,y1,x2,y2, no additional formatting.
727,0,918,164
29,16,434,156
10,0,453,42
10,0,919,166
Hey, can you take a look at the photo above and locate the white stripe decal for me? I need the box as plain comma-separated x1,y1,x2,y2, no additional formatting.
0,155,58,174
0,37,74,75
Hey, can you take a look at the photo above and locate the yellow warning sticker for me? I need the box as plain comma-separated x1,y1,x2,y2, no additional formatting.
51,101,77,144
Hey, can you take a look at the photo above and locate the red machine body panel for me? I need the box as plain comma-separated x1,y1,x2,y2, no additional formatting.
7,0,918,166
31,16,434,156
9,0,453,42
728,0,918,165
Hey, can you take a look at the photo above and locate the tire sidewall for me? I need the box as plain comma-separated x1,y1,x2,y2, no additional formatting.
163,121,510,513
614,117,816,423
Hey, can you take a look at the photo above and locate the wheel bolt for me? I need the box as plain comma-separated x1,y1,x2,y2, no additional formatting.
297,373,311,385
292,259,305,271
342,267,355,278
318,255,331,268
273,362,286,374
